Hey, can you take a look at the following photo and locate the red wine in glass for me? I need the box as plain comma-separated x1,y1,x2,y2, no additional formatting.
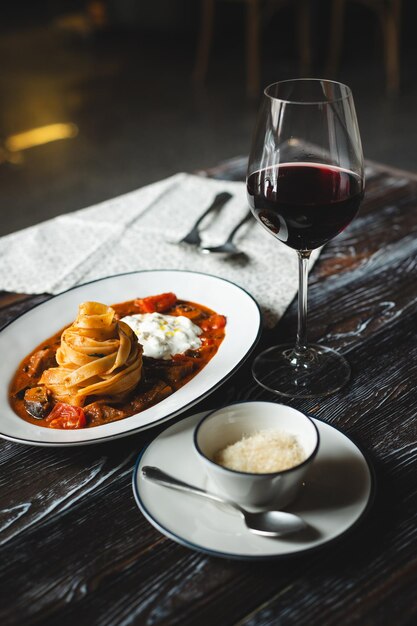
247,79,365,398
247,163,364,251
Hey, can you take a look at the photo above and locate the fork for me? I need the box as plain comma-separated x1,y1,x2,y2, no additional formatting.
177,192,232,247
200,210,253,257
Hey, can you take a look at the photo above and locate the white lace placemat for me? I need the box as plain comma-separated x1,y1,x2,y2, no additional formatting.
0,173,321,327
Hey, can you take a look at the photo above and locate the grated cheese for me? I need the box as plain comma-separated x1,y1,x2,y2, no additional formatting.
214,429,306,473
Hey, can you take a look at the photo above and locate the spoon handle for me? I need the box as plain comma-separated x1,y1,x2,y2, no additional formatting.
178,192,232,245
225,210,252,243
142,466,240,512
193,192,233,228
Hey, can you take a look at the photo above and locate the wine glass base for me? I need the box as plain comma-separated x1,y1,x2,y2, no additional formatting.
252,344,351,399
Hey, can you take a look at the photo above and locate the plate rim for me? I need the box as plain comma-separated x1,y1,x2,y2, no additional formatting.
0,270,262,447
132,412,377,561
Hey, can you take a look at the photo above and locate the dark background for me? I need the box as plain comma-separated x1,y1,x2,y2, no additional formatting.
1,0,416,235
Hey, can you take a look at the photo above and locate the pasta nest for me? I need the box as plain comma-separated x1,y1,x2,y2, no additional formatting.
40,302,143,406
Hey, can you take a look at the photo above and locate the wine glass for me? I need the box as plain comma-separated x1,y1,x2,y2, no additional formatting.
247,79,364,398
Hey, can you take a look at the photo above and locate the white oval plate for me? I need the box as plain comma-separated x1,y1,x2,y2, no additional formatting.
133,411,375,560
0,271,261,446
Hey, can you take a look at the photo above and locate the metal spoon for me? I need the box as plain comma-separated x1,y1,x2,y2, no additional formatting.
142,466,307,537
200,210,253,256
177,192,233,247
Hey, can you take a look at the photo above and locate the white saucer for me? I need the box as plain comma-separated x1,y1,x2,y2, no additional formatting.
132,411,375,560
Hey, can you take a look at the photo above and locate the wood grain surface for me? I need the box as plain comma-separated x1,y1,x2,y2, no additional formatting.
1,159,417,625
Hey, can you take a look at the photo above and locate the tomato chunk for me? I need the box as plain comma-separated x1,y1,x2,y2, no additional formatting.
134,292,177,313
45,403,87,429
200,314,227,332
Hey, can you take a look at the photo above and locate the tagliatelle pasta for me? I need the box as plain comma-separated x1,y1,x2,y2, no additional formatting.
40,302,143,406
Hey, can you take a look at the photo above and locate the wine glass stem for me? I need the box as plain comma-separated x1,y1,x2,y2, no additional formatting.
296,250,312,356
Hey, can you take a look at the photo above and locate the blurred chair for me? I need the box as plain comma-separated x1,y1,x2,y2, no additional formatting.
193,0,312,98
326,0,402,94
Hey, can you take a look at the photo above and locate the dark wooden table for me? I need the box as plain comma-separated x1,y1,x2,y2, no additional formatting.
1,158,417,625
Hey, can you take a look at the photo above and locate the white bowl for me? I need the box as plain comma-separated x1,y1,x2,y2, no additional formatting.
194,401,319,508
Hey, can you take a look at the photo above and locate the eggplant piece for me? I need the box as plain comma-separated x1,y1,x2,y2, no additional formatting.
24,386,52,419
14,385,30,401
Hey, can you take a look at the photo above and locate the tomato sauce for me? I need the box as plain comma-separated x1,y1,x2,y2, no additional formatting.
9,295,226,428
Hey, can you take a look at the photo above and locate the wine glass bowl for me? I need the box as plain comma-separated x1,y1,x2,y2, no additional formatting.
247,79,364,398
